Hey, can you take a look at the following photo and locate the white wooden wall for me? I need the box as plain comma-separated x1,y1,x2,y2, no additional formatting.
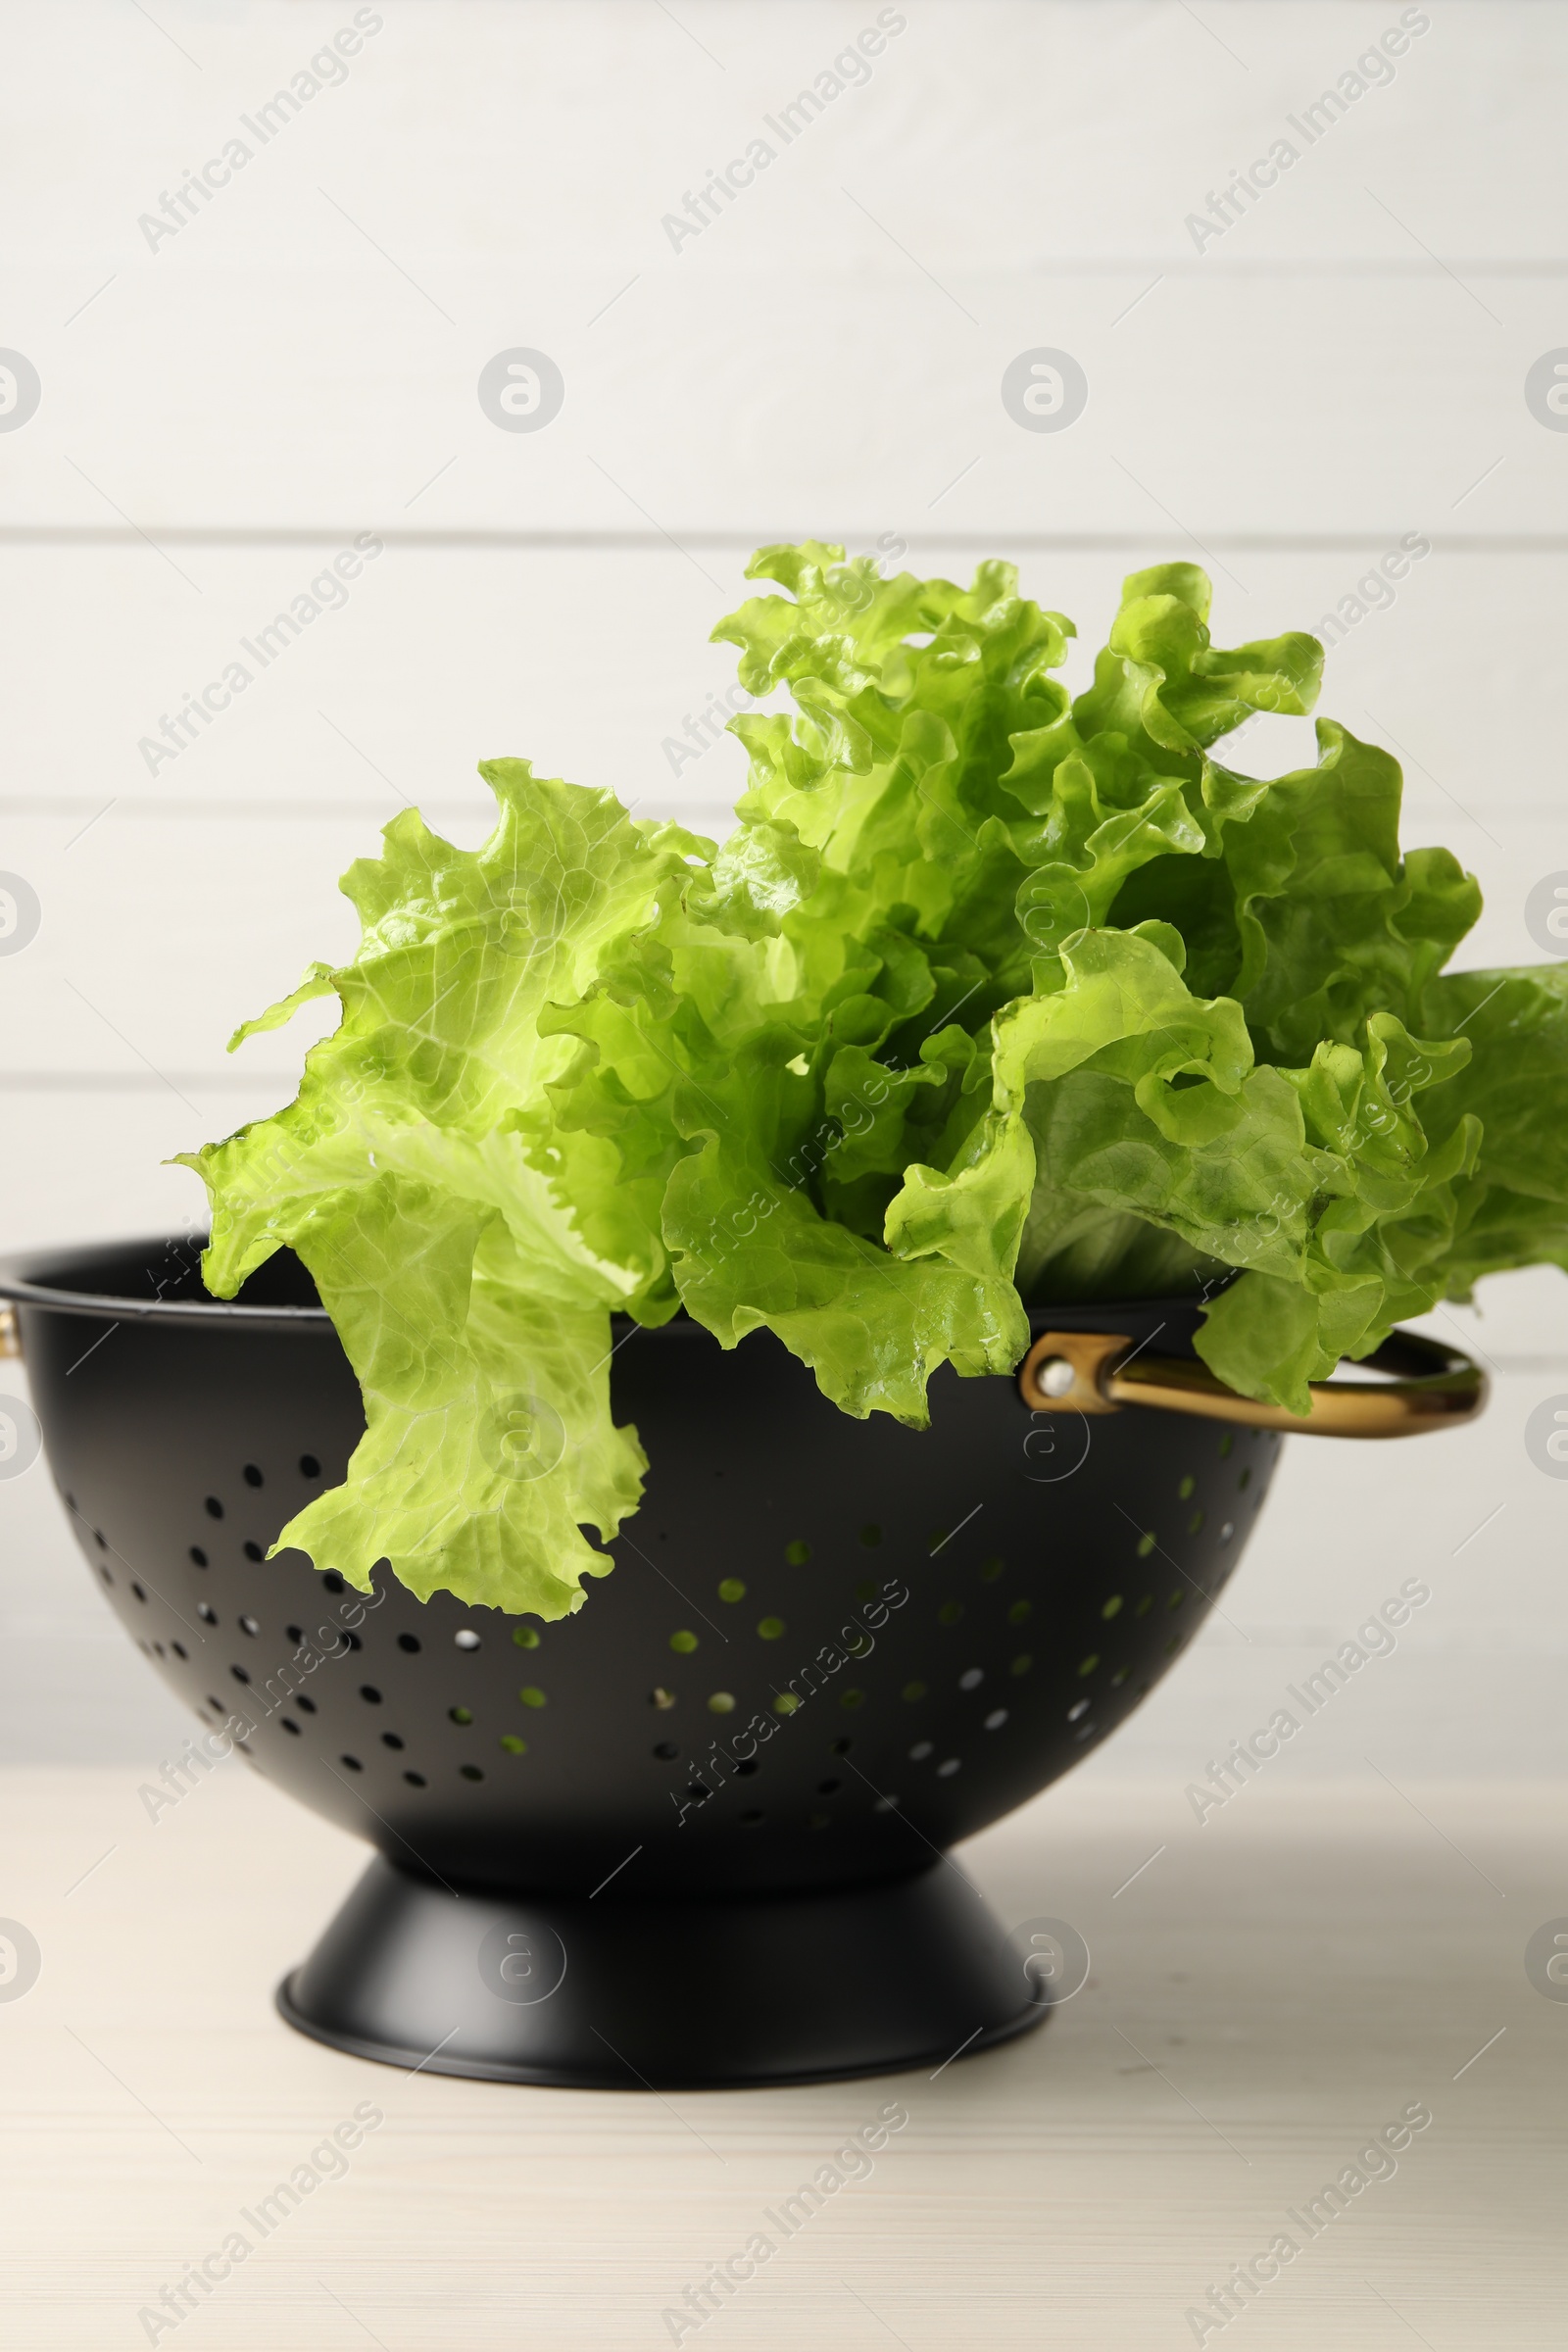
2,0,1565,1770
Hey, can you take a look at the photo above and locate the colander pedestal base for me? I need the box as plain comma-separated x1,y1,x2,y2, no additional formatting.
276,1854,1045,2089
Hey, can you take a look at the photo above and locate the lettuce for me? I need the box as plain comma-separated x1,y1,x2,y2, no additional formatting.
182,547,1568,1616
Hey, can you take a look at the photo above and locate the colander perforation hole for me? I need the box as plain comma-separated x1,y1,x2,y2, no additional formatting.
281,1717,300,1736
238,1615,259,1638
300,1453,320,1478
984,1708,1008,1730
404,1771,426,1788
454,1630,480,1650
130,1582,146,1603
242,1542,264,1563
459,1765,484,1783
98,1564,113,1586
188,1546,207,1568
229,1665,250,1684
397,1634,420,1653
340,1754,363,1771
242,1464,264,1488
204,1496,223,1520
653,1741,679,1760
359,1686,382,1705
295,1693,317,1714
171,1642,186,1660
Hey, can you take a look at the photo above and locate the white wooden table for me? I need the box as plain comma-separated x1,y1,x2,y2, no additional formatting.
2,1763,1560,2349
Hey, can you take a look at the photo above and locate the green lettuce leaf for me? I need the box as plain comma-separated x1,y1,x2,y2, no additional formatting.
1414,964,1568,1287
185,545,1567,1614
180,763,697,1617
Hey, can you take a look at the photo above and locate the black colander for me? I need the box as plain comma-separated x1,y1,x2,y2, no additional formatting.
0,1237,1480,2087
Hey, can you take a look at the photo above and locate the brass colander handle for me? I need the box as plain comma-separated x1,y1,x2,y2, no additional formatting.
1017,1326,1487,1438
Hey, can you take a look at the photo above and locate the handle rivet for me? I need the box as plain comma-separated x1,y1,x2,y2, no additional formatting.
1034,1355,1075,1399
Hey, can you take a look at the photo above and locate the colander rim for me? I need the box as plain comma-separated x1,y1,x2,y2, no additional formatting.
0,1237,330,1330
0,1235,1218,1340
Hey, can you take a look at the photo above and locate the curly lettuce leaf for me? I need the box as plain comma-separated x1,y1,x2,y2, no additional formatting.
1415,964,1568,1285
717,550,1504,1411
883,926,1481,1412
543,847,1027,1421
186,545,1566,1614
179,763,696,1617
